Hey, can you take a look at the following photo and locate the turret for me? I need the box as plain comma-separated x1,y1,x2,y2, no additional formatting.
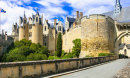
114,0,122,14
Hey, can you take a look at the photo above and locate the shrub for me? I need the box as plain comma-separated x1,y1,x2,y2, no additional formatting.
119,54,128,59
48,56,54,60
98,53,114,57
86,55,94,58
62,53,73,59
26,53,48,61
72,39,81,58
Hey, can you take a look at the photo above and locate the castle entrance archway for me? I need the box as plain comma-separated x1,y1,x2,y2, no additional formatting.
114,31,130,55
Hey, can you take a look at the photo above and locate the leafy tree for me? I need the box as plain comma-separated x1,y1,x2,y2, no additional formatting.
14,39,32,48
72,39,81,58
6,48,26,62
39,46,49,57
2,39,50,62
56,32,62,57
26,53,47,61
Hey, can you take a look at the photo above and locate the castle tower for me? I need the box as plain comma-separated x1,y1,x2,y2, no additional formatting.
80,15,115,57
32,9,43,45
114,0,122,14
19,11,29,41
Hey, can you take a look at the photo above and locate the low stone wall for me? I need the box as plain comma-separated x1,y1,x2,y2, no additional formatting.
0,56,118,78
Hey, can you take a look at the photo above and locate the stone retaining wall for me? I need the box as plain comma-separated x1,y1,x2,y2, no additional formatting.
0,56,118,78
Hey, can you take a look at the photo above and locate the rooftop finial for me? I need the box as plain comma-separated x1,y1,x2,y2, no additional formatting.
37,8,38,12
116,0,120,4
24,11,26,17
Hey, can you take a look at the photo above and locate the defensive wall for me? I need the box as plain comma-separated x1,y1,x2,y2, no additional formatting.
80,14,115,57
0,56,118,78
62,26,81,52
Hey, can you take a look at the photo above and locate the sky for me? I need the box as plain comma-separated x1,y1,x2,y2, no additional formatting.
0,0,130,35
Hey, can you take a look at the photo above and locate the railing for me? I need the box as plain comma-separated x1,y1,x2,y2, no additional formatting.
0,56,118,78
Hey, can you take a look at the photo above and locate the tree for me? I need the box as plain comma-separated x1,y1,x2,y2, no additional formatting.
39,46,49,57
26,53,48,61
72,39,81,58
56,32,62,57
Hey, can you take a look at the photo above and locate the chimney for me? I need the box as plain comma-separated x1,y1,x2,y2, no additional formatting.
28,17,31,21
54,19,57,27
76,11,79,20
80,12,83,17
46,20,48,23
5,31,7,40
2,29,4,35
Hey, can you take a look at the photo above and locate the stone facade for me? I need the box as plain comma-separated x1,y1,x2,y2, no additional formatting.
80,15,115,57
0,34,14,56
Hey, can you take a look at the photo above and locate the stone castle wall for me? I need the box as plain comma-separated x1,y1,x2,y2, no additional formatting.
62,26,81,52
0,56,118,78
80,15,115,57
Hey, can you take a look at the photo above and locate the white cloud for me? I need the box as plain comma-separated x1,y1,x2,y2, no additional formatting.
0,0,130,35
0,1,35,35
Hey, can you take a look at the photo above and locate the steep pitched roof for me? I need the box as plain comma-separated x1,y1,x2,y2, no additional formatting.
102,6,130,23
119,43,125,50
126,44,130,49
67,17,76,22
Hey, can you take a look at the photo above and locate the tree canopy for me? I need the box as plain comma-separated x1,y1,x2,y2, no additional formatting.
1,39,49,62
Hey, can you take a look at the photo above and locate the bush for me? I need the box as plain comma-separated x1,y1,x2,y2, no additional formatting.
26,53,48,61
62,53,73,59
86,55,94,58
48,56,54,60
72,39,81,58
98,53,114,57
119,54,128,59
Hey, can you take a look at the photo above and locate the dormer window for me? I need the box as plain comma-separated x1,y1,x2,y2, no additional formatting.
58,26,61,31
36,17,38,22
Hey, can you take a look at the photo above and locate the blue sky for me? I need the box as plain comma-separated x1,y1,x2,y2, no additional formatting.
0,0,130,35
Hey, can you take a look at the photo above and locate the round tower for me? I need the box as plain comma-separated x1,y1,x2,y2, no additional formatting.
19,26,25,41
32,24,43,46
80,14,115,57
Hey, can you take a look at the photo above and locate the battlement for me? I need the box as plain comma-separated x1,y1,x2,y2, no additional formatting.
89,14,106,19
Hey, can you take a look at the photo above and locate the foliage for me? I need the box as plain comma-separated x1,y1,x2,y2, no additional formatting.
26,53,48,61
56,32,62,57
48,56,62,60
48,56,55,60
119,54,128,59
14,39,32,48
85,55,94,58
98,53,115,57
62,53,73,59
61,50,67,57
39,46,49,57
2,39,49,62
72,39,81,58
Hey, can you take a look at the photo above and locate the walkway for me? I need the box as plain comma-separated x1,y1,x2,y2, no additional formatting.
58,59,130,78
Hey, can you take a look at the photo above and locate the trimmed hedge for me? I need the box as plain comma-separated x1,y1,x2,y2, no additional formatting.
98,53,114,57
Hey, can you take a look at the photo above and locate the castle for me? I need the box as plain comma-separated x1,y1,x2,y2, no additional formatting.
10,0,130,57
